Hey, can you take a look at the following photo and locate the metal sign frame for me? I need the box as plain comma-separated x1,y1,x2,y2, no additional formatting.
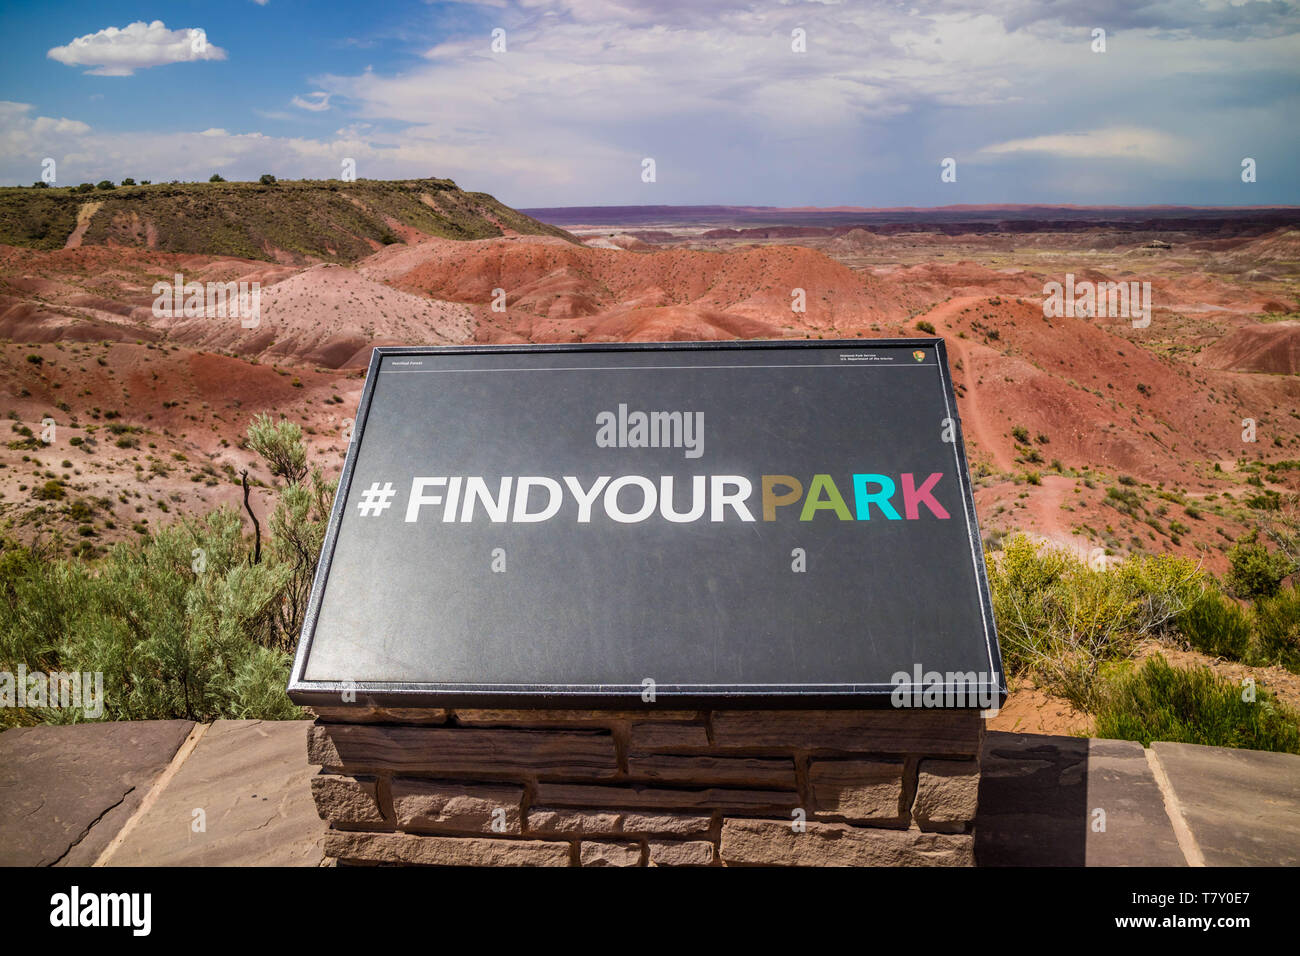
287,339,1004,709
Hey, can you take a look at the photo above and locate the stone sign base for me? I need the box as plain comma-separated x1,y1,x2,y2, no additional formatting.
306,707,984,866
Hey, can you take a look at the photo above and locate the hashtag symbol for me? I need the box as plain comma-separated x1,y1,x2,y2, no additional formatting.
357,481,397,517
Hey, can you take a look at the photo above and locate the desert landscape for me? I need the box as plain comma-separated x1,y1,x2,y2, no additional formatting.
1,181,1299,742
2,184,1297,588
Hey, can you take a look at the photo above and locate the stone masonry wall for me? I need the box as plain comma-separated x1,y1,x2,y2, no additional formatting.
307,707,984,866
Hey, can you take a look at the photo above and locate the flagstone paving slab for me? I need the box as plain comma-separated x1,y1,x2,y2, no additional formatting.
105,719,325,867
1151,741,1300,867
0,720,194,866
975,732,1186,866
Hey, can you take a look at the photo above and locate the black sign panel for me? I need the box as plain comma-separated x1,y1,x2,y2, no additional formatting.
288,341,1004,708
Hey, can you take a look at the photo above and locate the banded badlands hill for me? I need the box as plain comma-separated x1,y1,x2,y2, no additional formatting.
0,180,1298,576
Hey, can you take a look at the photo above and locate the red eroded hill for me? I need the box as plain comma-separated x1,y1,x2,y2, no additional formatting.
156,263,475,368
925,294,1282,480
0,245,296,345
363,235,920,342
0,245,474,368
1199,322,1300,375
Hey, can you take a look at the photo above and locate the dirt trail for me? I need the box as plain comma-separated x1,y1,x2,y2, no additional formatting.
1028,474,1075,542
64,202,102,249
915,294,1013,471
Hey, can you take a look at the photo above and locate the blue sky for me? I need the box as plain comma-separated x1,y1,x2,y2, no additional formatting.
2,0,1298,207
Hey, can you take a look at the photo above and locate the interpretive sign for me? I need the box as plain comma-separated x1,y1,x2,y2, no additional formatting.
288,341,1004,708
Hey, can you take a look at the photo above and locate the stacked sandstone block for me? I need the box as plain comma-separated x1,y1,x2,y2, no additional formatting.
307,706,984,866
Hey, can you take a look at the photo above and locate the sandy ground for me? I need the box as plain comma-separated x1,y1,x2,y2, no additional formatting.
989,679,1094,736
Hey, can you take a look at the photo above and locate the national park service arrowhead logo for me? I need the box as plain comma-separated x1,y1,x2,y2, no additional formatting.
912,350,925,362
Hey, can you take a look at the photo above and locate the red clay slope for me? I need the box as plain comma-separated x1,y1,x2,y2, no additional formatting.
1199,322,1300,375
365,235,919,342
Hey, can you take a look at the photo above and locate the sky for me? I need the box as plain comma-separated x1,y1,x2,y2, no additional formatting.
1,0,1298,208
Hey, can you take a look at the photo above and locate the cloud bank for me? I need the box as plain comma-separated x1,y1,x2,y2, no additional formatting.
13,2,1300,205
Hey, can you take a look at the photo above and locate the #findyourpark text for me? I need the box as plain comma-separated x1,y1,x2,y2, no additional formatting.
398,472,950,524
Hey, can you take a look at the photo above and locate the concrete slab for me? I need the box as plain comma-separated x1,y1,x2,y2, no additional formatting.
0,720,194,867
104,720,325,867
976,732,1185,866
1152,741,1300,867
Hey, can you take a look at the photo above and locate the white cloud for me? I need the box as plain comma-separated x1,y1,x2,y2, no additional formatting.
0,102,91,162
47,21,226,76
291,92,333,112
977,128,1188,165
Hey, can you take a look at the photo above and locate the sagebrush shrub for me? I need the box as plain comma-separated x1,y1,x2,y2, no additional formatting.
1094,655,1300,753
0,416,334,726
1175,589,1252,662
1252,584,1300,673
986,534,1204,710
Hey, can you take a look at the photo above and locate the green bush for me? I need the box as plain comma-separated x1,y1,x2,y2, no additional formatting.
1176,589,1252,661
1225,530,1289,600
0,509,296,726
986,534,1204,710
915,320,936,334
247,413,307,483
1094,655,1300,753
1252,584,1300,673
0,416,335,726
33,479,65,501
